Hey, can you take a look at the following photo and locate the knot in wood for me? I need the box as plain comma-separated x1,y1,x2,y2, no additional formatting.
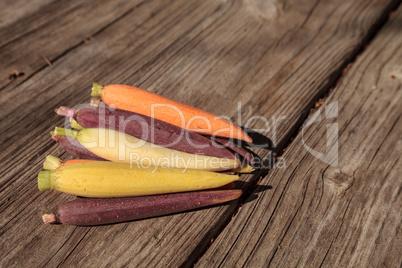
246,0,281,21
323,165,356,194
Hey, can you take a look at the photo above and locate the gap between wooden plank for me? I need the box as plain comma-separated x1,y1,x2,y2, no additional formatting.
195,4,402,267
0,1,400,266
189,4,401,265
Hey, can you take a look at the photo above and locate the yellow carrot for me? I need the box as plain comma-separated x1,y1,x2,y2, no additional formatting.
91,83,252,143
38,161,239,198
53,127,241,172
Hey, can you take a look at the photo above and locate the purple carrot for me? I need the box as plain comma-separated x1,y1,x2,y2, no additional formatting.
42,190,242,226
54,135,107,161
212,137,255,165
214,182,235,190
56,105,236,160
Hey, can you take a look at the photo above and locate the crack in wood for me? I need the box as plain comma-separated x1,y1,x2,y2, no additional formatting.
319,198,352,267
193,1,402,266
1,0,401,266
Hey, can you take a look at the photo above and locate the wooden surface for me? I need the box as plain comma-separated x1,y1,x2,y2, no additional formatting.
197,6,402,267
0,0,400,267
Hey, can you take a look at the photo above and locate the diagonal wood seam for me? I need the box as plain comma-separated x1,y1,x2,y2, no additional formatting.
1,1,400,266
189,1,402,266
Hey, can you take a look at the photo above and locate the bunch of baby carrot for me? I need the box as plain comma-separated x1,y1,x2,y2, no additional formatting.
38,83,254,226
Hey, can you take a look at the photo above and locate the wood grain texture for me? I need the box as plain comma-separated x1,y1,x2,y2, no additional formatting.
0,0,400,267
197,6,402,267
0,0,145,90
0,0,54,29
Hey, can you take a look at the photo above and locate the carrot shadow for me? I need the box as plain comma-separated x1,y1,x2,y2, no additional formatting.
234,181,273,204
243,128,275,150
212,127,275,169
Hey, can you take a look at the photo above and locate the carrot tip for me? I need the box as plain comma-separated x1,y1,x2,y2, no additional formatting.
42,213,57,224
231,189,243,200
91,82,104,98
214,189,243,203
232,164,255,173
245,135,253,143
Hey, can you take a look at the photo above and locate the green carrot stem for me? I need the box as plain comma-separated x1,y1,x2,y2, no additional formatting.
70,119,84,130
91,82,104,98
43,155,62,170
38,171,51,191
52,127,78,138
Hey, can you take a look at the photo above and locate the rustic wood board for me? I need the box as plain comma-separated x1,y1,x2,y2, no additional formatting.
0,0,145,90
0,0,54,29
0,0,400,267
197,6,402,267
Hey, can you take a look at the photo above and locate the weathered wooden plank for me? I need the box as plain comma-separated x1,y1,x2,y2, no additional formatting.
0,0,145,90
197,7,402,267
0,0,399,267
0,0,53,29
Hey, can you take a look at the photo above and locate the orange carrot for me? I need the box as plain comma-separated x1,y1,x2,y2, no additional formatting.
43,155,95,170
63,159,94,167
91,83,252,143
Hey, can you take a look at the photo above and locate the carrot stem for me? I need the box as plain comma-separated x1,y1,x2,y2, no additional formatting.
42,213,57,224
70,118,84,130
43,155,62,170
52,127,78,138
55,106,76,118
91,82,104,98
38,171,51,191
90,97,101,107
